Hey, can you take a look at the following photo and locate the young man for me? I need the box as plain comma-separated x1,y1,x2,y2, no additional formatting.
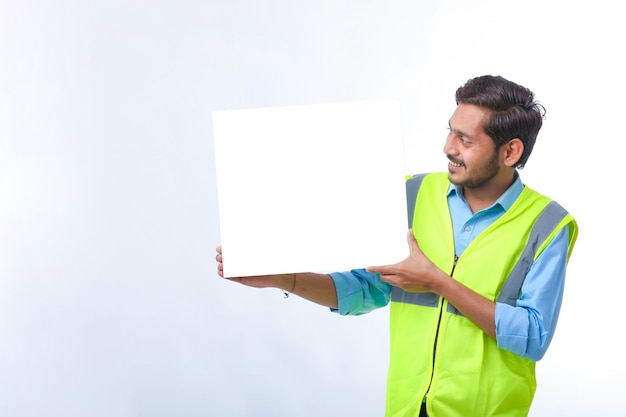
215,75,578,417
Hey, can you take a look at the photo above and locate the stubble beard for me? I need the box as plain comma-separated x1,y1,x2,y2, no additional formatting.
448,151,501,189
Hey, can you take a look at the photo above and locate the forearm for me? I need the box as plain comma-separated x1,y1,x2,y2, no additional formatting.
275,272,338,309
432,272,496,339
217,245,338,309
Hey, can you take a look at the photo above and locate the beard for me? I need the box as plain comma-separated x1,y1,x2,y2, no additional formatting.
448,150,500,188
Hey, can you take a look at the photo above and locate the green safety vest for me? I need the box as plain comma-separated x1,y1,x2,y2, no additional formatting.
386,173,578,417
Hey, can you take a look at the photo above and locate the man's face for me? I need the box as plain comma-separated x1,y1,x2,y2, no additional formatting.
443,103,503,188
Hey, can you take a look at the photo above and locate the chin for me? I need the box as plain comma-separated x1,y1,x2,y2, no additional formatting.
447,171,462,185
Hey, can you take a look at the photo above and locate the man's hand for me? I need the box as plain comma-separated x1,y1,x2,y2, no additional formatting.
215,245,276,288
367,230,497,338
366,229,447,293
214,245,339,309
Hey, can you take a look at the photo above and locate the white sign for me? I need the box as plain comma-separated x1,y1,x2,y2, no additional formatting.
212,100,409,277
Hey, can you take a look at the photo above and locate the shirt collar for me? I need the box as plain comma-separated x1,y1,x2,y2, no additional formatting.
446,172,523,212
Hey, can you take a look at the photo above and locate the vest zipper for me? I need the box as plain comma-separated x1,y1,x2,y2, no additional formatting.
423,254,459,405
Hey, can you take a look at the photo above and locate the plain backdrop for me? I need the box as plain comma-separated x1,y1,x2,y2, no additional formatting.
0,1,623,416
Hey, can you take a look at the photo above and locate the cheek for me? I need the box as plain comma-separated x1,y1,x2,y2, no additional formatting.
461,149,478,165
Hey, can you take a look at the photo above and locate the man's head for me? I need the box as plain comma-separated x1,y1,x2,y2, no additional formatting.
454,75,546,169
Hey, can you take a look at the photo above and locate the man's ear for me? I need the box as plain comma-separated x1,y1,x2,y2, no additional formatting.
502,138,524,167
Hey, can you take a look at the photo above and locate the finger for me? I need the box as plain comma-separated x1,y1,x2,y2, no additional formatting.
378,274,395,284
216,245,222,254
366,265,391,275
406,229,419,253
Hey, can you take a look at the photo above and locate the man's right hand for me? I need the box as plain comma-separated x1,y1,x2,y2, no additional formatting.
215,245,280,288
214,245,338,309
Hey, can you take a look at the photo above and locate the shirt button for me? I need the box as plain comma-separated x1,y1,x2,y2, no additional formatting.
465,226,471,232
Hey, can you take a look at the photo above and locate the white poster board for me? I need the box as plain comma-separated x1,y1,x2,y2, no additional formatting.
212,100,409,277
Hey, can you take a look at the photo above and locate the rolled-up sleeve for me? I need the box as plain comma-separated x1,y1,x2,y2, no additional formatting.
329,268,392,316
495,226,570,361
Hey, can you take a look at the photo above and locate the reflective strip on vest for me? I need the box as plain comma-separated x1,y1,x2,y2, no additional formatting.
497,200,570,306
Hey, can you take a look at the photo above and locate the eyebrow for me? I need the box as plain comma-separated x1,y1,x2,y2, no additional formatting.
447,121,471,139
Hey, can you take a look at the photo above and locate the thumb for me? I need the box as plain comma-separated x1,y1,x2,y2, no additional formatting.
407,229,419,252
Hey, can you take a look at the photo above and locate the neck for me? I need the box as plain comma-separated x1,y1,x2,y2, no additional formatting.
462,170,516,213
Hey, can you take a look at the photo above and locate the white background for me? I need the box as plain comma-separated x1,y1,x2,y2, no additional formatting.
0,1,622,416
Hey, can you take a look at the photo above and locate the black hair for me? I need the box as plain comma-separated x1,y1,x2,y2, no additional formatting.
455,75,546,168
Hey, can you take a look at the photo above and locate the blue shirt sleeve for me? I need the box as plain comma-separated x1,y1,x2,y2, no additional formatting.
495,225,571,361
329,268,392,315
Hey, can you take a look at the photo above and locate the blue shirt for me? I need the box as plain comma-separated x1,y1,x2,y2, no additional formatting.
330,174,570,361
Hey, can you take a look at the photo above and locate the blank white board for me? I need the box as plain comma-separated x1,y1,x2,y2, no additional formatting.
212,100,409,277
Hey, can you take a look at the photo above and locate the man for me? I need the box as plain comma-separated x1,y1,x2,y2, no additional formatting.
215,75,578,416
